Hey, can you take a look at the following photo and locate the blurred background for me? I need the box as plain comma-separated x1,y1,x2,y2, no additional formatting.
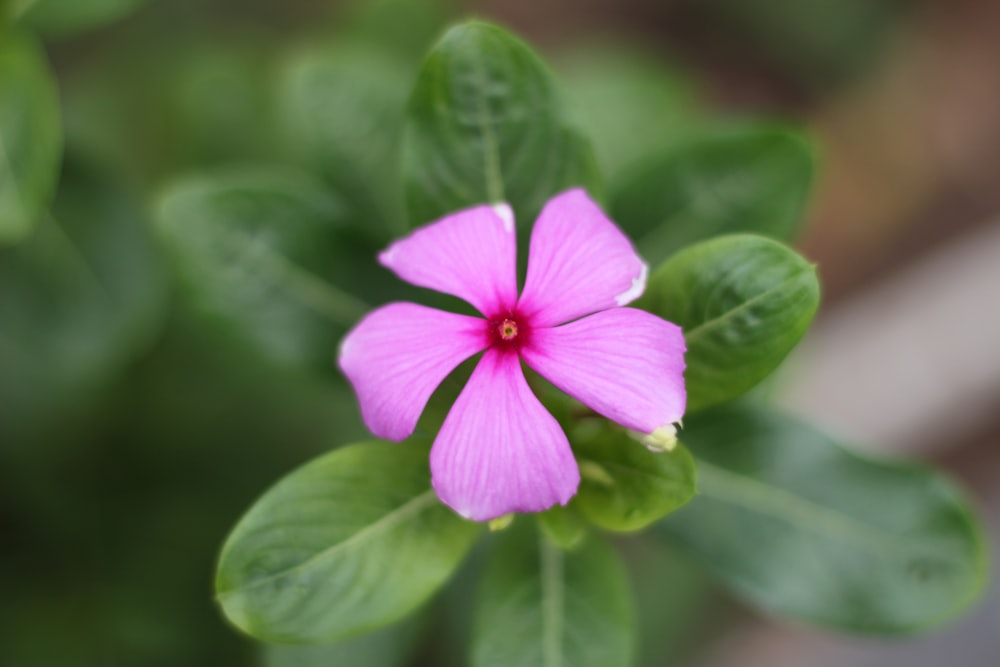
2,0,998,665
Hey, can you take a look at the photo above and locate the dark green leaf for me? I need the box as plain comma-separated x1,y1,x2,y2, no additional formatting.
638,234,820,411
278,44,412,239
262,613,424,667
660,404,988,633
570,420,696,532
472,527,633,667
611,124,814,266
537,504,587,550
403,21,601,228
156,167,369,372
0,151,167,445
0,31,61,243
15,0,148,37
216,440,481,643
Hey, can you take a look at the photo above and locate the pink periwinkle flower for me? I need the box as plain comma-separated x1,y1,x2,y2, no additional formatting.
338,189,686,521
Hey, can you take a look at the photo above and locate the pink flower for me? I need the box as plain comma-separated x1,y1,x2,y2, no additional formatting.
338,189,686,521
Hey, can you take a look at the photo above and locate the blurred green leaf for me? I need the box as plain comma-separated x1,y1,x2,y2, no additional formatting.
638,234,819,411
537,504,587,550
164,43,278,167
472,528,633,667
659,404,987,633
570,420,696,532
0,150,167,445
343,0,453,60
156,167,370,373
262,612,424,667
278,44,411,239
611,123,815,266
403,21,601,228
0,31,61,244
558,45,699,177
15,0,148,37
216,440,481,643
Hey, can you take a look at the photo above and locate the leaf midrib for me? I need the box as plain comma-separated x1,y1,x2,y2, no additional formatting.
217,490,438,599
683,270,809,343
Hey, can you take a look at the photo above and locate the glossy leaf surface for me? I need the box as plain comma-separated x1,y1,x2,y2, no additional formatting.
404,21,600,228
216,441,481,643
639,234,819,411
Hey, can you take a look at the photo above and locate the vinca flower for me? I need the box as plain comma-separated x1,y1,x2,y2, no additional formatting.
339,189,686,521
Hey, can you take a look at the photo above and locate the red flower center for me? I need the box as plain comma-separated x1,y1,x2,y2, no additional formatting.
489,314,529,351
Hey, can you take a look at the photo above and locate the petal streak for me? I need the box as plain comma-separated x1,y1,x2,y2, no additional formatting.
338,302,490,442
518,188,648,327
430,349,580,521
521,308,687,434
379,204,518,317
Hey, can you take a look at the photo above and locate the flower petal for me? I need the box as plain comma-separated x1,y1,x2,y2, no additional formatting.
430,349,580,521
518,188,648,327
379,203,518,317
521,308,687,434
338,302,490,442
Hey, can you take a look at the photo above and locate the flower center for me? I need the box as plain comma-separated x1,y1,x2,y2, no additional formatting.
499,318,518,341
489,314,529,350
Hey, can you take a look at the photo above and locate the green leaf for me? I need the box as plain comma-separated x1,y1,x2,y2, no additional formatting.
659,404,988,633
156,167,370,372
278,44,412,239
638,234,819,411
216,440,481,643
0,31,61,244
558,45,699,177
537,505,587,550
403,21,601,228
15,0,148,37
0,150,167,446
610,124,815,266
472,527,633,667
570,420,696,532
262,613,424,667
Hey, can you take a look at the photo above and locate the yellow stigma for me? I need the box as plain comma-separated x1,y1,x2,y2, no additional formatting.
499,318,518,341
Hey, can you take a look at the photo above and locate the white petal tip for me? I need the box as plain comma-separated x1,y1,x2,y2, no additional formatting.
629,423,678,453
615,262,649,305
491,203,514,233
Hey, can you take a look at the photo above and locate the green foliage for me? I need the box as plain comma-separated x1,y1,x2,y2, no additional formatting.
403,21,601,228
661,404,987,632
14,0,149,37
262,614,424,667
278,44,412,239
537,505,587,550
472,527,634,667
156,167,368,373
0,31,61,243
216,440,481,643
611,123,815,266
0,151,167,445
639,234,820,411
570,420,697,532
